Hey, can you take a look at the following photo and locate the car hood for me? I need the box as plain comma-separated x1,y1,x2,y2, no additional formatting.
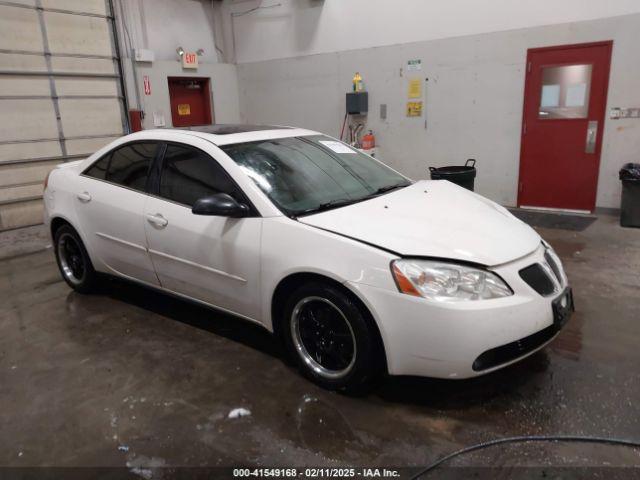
298,180,540,266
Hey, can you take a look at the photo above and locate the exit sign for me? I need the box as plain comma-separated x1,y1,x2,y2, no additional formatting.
182,52,198,69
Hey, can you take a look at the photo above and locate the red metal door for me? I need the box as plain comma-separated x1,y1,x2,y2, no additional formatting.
167,77,213,127
518,41,612,212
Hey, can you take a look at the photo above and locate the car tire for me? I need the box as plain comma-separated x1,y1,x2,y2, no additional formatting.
53,224,99,293
281,282,382,393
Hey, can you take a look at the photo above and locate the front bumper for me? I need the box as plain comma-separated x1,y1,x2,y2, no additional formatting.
471,286,573,371
348,245,571,379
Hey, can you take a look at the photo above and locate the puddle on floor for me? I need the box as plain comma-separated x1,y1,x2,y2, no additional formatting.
546,239,587,258
550,311,584,361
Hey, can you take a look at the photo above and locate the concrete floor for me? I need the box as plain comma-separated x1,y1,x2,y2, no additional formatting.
1,215,639,473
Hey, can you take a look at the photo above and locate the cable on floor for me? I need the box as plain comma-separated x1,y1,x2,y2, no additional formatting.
410,435,640,479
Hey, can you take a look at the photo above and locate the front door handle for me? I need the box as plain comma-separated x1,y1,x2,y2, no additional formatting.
77,192,91,203
146,213,168,228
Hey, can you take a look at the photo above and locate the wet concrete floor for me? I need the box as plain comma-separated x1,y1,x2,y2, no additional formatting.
0,215,639,471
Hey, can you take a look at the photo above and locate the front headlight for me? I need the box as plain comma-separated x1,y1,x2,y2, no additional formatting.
391,259,513,302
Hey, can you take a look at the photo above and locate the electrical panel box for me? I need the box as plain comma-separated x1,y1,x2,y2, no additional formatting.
134,49,155,62
346,92,368,115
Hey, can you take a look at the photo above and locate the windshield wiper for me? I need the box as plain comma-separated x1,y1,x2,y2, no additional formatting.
292,182,411,217
293,198,358,217
293,183,410,217
370,182,410,197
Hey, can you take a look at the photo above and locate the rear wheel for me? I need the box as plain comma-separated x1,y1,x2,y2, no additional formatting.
282,282,382,393
54,224,98,293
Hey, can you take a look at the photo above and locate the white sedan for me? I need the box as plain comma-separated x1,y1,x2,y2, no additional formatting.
44,125,573,392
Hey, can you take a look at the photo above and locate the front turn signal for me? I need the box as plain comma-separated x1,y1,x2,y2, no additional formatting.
391,263,421,297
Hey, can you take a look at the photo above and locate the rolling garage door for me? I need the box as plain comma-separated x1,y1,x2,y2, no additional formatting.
0,0,127,231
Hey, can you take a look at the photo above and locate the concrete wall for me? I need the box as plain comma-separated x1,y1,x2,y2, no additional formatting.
237,14,640,209
117,0,219,62
219,0,640,64
115,0,240,128
122,61,241,129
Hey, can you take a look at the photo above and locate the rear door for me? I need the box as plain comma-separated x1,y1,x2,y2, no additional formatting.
518,41,612,212
75,142,160,285
143,141,262,320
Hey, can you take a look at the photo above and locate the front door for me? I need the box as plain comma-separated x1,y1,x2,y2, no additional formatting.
143,141,262,320
518,41,612,212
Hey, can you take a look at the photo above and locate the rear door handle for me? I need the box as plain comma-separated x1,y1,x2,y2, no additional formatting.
146,213,168,228
77,192,91,202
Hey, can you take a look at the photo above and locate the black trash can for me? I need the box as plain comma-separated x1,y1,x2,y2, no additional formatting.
619,163,640,228
429,159,477,191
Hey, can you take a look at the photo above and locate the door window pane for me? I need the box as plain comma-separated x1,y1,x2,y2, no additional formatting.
539,64,592,119
107,143,157,191
540,85,560,108
159,144,237,206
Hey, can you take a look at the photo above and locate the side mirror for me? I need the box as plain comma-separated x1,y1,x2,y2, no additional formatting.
192,193,249,217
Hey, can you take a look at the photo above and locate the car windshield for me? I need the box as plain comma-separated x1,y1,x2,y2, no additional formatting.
221,135,411,216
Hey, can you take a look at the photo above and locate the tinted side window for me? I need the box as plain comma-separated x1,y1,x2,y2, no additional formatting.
106,143,157,191
84,154,110,180
159,144,237,206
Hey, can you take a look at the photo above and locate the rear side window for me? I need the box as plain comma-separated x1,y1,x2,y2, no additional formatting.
84,155,110,180
84,142,157,192
159,144,238,207
108,143,156,191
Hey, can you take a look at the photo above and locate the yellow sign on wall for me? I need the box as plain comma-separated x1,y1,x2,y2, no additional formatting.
177,104,191,116
408,78,422,99
406,101,423,117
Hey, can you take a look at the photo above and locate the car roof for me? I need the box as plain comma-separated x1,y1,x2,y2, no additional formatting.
184,124,292,134
142,124,320,146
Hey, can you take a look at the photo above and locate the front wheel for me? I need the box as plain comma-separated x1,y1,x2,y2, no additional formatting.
282,283,382,393
54,224,99,293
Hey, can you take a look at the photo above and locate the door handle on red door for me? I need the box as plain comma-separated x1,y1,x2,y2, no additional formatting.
77,192,91,202
585,120,598,154
146,213,168,228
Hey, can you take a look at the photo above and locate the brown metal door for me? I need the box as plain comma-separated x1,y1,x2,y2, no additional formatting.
168,77,213,128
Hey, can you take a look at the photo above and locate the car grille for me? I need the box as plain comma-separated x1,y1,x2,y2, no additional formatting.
472,324,557,371
519,247,565,297
519,263,557,296
544,250,563,286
